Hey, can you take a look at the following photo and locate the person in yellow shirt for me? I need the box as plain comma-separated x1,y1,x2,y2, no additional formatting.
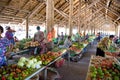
96,37,109,57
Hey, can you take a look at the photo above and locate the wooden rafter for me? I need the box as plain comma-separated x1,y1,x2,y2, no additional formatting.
0,5,30,13
26,2,45,18
15,0,30,16
0,13,24,20
0,0,12,13
99,1,120,17
54,8,68,19
75,0,100,18
56,0,79,19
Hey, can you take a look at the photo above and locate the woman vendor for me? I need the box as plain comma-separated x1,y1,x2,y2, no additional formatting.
33,26,47,54
96,37,109,57
5,26,16,45
0,26,13,67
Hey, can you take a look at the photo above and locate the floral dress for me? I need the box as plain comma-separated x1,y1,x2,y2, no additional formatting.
0,37,10,67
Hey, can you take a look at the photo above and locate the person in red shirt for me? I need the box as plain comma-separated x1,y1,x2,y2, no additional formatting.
47,28,55,42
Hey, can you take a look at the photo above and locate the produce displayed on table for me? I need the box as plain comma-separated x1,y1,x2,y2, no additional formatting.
24,41,39,49
108,46,120,53
17,57,42,69
105,52,120,57
0,64,35,80
13,38,32,50
0,50,64,80
70,42,86,53
34,51,62,65
86,56,120,80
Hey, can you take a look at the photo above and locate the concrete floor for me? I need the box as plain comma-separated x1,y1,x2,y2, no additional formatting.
56,44,97,80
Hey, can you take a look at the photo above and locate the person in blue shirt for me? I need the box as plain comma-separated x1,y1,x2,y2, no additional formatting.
0,26,12,67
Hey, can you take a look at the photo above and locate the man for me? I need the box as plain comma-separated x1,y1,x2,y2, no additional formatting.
60,32,64,40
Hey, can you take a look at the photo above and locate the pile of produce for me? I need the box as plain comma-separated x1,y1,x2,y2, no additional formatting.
70,46,81,52
105,52,119,57
0,64,35,80
35,51,62,65
24,41,39,49
70,43,84,52
108,46,117,52
58,40,64,45
87,56,120,80
17,57,42,69
52,47,65,52
14,38,32,50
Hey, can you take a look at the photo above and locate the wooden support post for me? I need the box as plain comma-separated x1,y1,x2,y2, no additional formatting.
57,24,59,35
69,0,73,36
26,18,29,38
115,25,118,36
78,0,82,33
65,23,67,35
94,27,96,35
46,0,54,35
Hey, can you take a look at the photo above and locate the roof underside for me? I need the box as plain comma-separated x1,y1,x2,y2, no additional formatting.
0,0,119,30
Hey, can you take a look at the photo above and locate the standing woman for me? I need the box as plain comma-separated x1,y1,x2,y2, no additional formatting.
96,37,109,57
33,26,46,54
0,26,12,67
5,26,16,45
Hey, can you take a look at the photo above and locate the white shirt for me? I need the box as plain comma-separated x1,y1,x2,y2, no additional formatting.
64,38,72,48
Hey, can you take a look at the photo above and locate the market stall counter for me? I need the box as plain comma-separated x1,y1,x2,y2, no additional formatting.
86,55,120,80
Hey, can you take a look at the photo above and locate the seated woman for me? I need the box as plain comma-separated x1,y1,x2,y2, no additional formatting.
0,26,13,67
96,37,109,57
64,36,72,48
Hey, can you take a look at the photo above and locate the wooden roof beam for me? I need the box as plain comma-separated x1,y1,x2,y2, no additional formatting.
15,0,30,16
107,15,119,25
54,8,77,22
114,17,120,23
99,1,120,17
54,8,68,19
0,5,30,13
0,13,24,20
80,7,104,25
0,0,12,13
75,0,100,18
105,0,112,19
26,2,45,18
85,7,103,20
87,13,104,25
55,0,79,19
21,2,45,25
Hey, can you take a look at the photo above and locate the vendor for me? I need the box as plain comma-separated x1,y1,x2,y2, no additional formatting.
47,28,55,42
33,26,47,54
96,37,109,57
108,35,118,48
0,26,13,67
107,35,120,54
5,26,16,45
64,36,72,48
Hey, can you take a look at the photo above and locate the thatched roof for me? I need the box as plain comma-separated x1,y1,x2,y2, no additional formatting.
0,0,119,29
